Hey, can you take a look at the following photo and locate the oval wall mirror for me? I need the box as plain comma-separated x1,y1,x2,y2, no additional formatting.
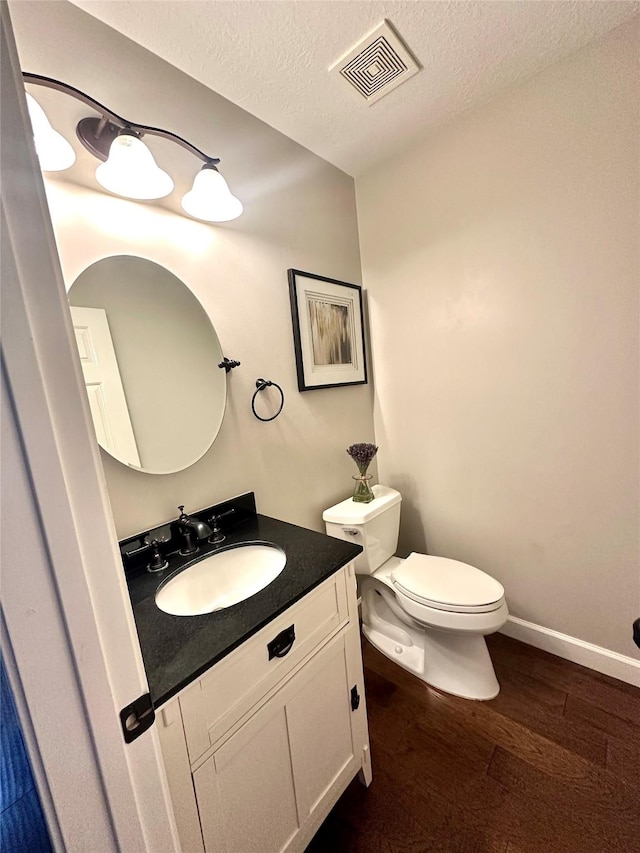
69,255,226,475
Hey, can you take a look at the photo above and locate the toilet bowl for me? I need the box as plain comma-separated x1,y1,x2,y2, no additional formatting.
323,486,508,700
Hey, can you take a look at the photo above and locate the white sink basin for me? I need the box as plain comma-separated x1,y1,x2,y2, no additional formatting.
155,543,287,616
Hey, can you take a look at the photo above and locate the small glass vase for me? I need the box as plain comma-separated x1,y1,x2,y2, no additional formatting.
352,473,374,503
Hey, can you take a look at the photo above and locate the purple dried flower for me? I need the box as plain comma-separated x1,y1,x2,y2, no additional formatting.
346,442,378,474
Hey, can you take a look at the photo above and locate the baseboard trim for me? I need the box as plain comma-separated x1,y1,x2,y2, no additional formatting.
499,616,640,687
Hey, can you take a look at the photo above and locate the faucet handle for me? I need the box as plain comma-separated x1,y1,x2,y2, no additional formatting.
207,508,235,545
146,538,169,573
208,514,225,545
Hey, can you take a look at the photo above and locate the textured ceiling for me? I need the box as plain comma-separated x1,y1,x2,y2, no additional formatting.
60,1,640,175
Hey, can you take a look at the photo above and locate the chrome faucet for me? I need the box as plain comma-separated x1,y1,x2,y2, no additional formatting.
173,506,212,556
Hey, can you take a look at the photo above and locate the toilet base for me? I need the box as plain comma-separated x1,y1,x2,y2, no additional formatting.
363,623,500,701
361,578,501,700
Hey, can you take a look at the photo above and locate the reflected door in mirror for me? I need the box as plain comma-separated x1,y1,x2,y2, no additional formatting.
71,305,141,467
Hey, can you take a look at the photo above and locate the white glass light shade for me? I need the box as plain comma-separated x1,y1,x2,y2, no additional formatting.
26,93,76,172
182,166,243,222
95,132,173,200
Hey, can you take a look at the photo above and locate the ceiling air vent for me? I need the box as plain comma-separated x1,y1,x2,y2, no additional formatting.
330,20,420,106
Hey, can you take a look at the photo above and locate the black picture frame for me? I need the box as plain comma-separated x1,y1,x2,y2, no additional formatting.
288,268,367,392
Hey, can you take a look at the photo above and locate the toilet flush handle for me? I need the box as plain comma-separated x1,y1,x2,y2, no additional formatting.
342,528,360,537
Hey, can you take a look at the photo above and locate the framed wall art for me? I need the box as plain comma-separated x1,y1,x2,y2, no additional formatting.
288,269,367,392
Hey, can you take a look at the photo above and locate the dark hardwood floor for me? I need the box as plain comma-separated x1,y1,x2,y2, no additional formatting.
306,634,640,853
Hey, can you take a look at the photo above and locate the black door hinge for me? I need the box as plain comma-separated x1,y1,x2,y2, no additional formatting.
120,692,155,743
350,685,360,711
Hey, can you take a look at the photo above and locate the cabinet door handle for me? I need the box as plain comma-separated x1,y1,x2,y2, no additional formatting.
267,625,296,660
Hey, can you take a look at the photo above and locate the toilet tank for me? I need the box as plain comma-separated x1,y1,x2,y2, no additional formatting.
322,485,401,575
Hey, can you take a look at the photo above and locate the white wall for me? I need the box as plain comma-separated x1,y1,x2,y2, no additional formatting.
12,1,374,538
357,20,639,658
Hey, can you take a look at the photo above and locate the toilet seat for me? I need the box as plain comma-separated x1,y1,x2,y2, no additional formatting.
390,553,505,614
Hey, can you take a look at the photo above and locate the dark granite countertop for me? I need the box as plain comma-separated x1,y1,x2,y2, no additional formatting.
124,504,361,708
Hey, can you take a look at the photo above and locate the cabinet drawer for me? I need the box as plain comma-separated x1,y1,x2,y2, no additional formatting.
179,567,349,764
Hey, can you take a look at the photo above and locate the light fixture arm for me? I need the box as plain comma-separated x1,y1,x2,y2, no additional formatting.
22,72,220,165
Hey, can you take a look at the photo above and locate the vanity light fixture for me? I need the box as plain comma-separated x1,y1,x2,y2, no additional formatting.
22,73,243,221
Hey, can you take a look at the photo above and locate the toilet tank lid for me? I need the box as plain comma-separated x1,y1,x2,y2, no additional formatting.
322,485,401,524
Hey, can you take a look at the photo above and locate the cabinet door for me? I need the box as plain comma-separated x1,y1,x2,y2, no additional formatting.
193,632,358,853
286,636,356,822
193,699,299,853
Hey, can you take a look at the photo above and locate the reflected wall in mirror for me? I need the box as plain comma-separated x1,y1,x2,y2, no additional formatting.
69,255,226,474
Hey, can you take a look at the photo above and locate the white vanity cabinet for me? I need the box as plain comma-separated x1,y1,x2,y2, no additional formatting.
157,563,371,853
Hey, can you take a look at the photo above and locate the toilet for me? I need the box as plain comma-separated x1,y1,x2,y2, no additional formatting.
323,485,508,700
